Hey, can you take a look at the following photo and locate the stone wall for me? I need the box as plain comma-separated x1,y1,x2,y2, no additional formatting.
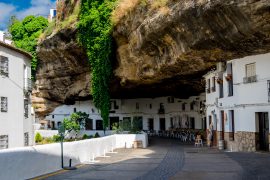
225,132,256,152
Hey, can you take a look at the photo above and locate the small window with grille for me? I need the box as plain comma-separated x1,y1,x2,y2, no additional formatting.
24,99,29,118
0,56,9,77
246,63,256,77
24,132,29,146
1,97,8,112
0,135,8,149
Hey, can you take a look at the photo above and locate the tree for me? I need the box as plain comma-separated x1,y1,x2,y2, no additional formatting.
58,112,87,169
61,112,88,138
8,15,48,77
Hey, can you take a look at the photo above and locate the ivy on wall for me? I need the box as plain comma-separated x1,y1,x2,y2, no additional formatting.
78,0,116,130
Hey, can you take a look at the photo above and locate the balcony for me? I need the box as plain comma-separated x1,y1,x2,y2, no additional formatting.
158,108,165,114
243,75,257,84
24,78,32,92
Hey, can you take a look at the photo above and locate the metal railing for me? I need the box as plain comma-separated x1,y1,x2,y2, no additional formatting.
243,75,257,84
24,78,32,92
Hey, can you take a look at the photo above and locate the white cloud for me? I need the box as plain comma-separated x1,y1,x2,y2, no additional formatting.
0,3,16,27
16,0,56,19
0,0,56,30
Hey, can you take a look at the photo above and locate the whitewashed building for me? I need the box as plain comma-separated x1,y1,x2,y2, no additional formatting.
0,41,33,149
204,53,270,152
48,8,57,22
44,94,206,133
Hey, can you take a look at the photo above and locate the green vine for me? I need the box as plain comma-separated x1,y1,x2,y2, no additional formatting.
78,0,116,130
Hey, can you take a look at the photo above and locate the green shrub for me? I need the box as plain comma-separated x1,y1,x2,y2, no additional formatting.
82,134,89,139
94,132,100,138
35,132,42,143
41,137,53,144
52,134,62,142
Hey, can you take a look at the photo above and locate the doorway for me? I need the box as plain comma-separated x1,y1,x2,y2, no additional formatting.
109,117,120,130
221,111,225,140
160,118,166,131
148,118,154,130
258,112,269,151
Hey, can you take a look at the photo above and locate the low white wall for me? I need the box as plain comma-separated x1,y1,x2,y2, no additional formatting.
36,130,113,138
115,133,148,148
0,134,148,180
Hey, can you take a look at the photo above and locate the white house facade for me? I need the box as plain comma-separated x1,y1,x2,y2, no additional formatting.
44,94,206,133
204,53,270,152
0,41,33,149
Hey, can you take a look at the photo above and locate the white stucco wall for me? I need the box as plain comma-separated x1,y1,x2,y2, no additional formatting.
205,53,270,133
45,94,206,131
0,44,33,149
0,134,148,180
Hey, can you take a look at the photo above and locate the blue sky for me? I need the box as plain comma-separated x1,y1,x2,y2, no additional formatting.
0,0,56,31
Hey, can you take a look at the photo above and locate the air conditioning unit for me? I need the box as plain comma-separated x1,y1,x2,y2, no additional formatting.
243,75,257,84
216,62,225,72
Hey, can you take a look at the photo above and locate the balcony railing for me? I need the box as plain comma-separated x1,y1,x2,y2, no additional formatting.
24,78,32,92
243,75,257,84
158,108,165,114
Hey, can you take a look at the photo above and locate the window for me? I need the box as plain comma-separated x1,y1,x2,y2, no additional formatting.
190,102,194,111
110,100,119,110
190,117,195,129
0,135,8,149
227,63,233,96
74,108,77,113
24,99,29,118
85,119,93,130
123,117,132,130
1,97,8,112
229,110,235,141
211,77,216,92
268,80,270,102
167,97,174,103
182,103,185,111
57,121,62,128
244,63,257,83
133,116,143,130
228,80,233,96
52,115,55,119
206,79,210,93
246,63,256,77
158,103,165,114
136,102,139,110
24,132,29,146
0,56,9,77
219,82,224,98
149,104,152,109
96,120,103,130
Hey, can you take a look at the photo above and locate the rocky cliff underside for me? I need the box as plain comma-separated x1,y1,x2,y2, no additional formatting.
33,0,270,117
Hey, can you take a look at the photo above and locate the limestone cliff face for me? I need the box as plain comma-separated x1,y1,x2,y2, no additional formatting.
34,0,270,117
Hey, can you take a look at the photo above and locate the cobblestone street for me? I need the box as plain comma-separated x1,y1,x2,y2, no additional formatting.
41,137,270,180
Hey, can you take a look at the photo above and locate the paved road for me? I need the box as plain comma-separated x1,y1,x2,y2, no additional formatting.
42,137,270,180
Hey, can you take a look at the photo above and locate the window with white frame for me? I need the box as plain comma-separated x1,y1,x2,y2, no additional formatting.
0,56,9,77
245,63,256,77
0,135,8,149
1,97,8,112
